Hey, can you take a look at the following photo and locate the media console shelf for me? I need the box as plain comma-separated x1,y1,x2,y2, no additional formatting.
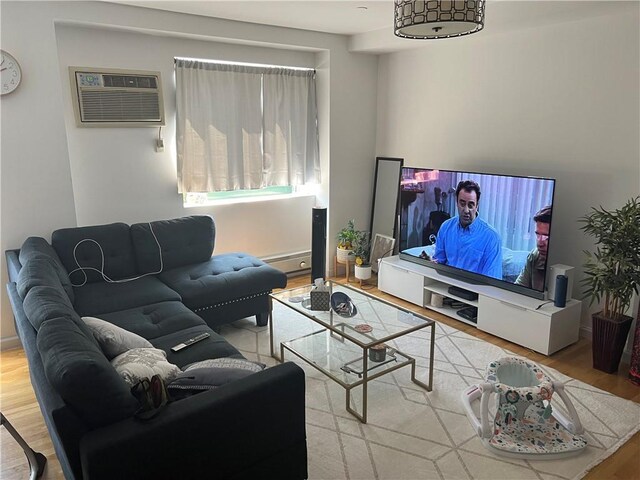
378,256,581,355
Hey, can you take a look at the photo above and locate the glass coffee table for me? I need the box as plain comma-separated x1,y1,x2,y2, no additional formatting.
269,281,435,423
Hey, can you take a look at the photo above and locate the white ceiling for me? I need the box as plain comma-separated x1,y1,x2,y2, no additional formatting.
109,1,637,36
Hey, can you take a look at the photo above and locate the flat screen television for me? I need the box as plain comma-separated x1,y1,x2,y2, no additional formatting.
399,167,556,300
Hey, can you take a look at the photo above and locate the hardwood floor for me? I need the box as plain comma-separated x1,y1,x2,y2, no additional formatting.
1,275,638,479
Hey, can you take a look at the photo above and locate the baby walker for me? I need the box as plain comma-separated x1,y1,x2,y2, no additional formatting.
461,357,587,459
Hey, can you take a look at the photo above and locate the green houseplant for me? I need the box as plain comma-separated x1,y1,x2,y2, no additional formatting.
352,230,372,283
579,196,640,373
336,219,358,264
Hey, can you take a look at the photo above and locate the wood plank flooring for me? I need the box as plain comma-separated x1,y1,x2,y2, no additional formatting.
1,274,638,479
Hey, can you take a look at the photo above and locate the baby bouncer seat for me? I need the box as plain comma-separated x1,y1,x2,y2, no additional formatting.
461,357,587,459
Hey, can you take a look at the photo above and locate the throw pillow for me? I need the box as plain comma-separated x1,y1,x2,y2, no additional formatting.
168,357,265,399
111,347,180,387
82,316,152,359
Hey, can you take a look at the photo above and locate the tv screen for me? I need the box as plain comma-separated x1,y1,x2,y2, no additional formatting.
399,167,556,300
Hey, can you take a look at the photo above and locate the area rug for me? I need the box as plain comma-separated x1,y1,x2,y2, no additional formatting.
219,302,640,480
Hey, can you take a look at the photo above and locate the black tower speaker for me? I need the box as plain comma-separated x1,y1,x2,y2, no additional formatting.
311,207,327,282
554,275,568,308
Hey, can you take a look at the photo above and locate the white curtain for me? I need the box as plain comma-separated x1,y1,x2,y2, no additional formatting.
263,68,320,186
176,59,319,193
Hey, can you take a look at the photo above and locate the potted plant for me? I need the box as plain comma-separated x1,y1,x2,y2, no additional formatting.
579,196,640,373
336,219,357,264
352,230,372,281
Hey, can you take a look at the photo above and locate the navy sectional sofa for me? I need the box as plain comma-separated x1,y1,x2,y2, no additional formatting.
5,215,307,480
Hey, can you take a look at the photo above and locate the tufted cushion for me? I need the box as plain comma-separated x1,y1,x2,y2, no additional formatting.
37,317,138,429
94,301,205,340
72,276,181,317
151,325,243,369
158,253,287,311
52,222,137,285
131,215,215,273
19,237,74,302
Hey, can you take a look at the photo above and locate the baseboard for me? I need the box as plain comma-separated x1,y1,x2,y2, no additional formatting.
0,335,22,351
580,325,592,340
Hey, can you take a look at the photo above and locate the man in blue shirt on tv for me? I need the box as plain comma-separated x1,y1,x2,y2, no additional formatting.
432,180,503,279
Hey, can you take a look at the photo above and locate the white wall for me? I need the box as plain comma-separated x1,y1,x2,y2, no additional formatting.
375,9,640,334
56,24,316,255
0,1,378,346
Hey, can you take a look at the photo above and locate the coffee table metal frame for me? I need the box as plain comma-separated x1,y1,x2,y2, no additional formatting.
269,281,435,423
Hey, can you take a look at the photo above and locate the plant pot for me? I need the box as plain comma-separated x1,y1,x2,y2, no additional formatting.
336,247,354,264
592,312,633,373
354,264,372,280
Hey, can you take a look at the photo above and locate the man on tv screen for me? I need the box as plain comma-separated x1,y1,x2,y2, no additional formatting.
515,205,552,291
432,180,502,279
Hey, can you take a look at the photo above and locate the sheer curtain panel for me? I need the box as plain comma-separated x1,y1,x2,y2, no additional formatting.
176,60,262,193
176,59,319,194
263,68,320,186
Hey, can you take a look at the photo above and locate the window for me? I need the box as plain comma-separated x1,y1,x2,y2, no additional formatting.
175,58,320,201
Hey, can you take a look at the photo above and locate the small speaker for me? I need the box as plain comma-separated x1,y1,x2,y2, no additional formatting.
547,264,574,303
554,275,568,308
311,207,327,282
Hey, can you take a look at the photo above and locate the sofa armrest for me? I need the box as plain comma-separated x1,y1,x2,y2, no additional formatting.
79,361,307,480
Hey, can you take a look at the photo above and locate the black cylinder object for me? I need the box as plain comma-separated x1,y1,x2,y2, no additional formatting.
311,207,327,282
554,274,568,308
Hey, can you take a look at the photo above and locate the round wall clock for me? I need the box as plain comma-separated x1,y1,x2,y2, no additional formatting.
1,50,22,95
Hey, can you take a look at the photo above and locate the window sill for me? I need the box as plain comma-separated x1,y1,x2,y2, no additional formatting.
184,191,316,208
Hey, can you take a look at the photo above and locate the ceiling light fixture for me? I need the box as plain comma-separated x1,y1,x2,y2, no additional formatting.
394,0,485,40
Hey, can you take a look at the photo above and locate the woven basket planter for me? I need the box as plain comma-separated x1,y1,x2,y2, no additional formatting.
592,312,633,373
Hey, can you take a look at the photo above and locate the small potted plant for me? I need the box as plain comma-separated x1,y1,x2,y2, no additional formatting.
336,219,357,264
579,196,640,373
352,230,372,281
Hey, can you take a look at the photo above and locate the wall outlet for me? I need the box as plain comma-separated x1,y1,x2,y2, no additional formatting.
155,138,164,152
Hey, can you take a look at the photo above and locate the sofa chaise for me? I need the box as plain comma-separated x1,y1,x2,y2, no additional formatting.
5,215,307,480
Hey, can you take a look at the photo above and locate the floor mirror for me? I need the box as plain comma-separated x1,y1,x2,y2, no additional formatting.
369,157,403,272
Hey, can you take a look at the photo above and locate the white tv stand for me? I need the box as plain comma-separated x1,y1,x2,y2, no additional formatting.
378,256,581,355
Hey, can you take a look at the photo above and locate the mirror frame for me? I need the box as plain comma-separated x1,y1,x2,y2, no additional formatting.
369,156,404,270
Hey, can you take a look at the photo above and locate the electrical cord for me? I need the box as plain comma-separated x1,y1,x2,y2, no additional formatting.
68,222,163,287
535,300,554,310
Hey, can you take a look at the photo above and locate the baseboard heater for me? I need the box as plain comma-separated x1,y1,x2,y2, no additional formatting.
262,251,311,276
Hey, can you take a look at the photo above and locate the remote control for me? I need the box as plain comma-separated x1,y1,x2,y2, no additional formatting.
171,333,210,352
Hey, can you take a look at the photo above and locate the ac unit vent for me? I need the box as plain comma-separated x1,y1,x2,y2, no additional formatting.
69,67,165,127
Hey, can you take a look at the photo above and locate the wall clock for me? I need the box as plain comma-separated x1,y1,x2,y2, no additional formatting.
1,50,22,95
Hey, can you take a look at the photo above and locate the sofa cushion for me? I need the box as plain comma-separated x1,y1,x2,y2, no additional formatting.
111,348,181,387
52,222,137,285
158,253,287,311
19,237,74,302
82,316,153,360
23,285,77,330
72,276,181,317
131,215,215,273
37,317,138,429
89,301,203,340
151,325,243,369
17,256,66,300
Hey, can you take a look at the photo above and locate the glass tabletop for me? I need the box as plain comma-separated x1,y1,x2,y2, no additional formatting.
271,280,434,348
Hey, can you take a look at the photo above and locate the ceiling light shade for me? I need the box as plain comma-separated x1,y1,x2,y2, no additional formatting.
394,0,485,39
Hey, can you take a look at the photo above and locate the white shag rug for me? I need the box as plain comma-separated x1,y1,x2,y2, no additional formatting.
219,301,640,480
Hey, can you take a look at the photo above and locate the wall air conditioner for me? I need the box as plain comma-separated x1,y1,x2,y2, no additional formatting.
69,67,165,127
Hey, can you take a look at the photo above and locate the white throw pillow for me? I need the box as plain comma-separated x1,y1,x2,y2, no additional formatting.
111,348,181,387
82,316,152,359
